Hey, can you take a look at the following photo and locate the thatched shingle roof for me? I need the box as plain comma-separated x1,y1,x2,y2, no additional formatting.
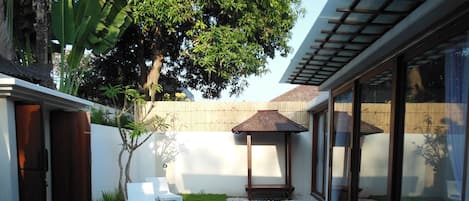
232,110,307,134
270,85,319,102
0,56,51,84
334,111,384,135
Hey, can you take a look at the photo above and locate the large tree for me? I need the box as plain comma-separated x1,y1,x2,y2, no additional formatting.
79,24,187,104
93,0,303,100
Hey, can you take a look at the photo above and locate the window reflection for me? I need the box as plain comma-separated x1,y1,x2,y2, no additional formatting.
402,33,469,201
312,110,328,197
358,69,392,201
332,90,353,201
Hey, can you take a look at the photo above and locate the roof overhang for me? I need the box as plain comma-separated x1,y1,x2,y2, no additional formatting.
0,73,93,111
281,0,467,90
306,91,329,111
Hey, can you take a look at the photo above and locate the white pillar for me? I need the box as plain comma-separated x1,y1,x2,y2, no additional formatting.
0,98,19,201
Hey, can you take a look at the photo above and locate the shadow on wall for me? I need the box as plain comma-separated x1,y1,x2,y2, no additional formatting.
155,132,180,170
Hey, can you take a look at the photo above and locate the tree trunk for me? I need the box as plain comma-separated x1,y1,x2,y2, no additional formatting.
118,146,126,199
137,33,147,91
124,149,135,200
33,0,49,64
33,0,54,87
0,0,14,60
144,53,163,102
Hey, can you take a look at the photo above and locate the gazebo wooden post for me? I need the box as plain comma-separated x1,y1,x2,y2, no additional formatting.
247,133,253,200
232,110,307,200
286,132,292,199
285,133,291,186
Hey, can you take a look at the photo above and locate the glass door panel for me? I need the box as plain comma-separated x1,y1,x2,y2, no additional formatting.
332,90,353,201
358,69,393,201
402,32,469,201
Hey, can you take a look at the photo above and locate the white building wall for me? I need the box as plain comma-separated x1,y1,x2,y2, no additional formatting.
93,118,434,201
292,131,316,201
91,124,121,199
167,132,287,196
0,98,19,201
91,124,158,200
91,127,314,198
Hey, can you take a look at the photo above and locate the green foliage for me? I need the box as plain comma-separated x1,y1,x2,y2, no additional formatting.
181,194,227,201
162,92,189,101
78,24,189,105
101,85,124,100
90,107,132,128
86,0,303,99
51,0,132,95
95,190,124,201
412,114,447,173
99,85,170,197
90,107,110,126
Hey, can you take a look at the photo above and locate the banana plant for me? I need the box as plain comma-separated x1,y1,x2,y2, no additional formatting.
52,0,132,95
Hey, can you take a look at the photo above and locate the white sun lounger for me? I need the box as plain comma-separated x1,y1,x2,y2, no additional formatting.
127,182,155,201
145,177,183,201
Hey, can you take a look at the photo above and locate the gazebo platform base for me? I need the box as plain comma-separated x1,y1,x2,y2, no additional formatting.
245,184,294,200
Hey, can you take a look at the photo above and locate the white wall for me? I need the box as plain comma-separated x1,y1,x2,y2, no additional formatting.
91,126,315,199
90,120,442,199
166,132,287,196
0,98,19,201
292,131,316,201
91,124,311,199
91,124,158,200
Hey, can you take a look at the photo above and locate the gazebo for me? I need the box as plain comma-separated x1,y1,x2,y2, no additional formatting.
232,110,307,200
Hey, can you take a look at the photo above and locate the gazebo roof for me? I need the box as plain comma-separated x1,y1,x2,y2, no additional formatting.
335,111,384,135
232,110,307,134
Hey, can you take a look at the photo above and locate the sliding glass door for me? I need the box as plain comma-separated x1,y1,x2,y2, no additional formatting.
357,68,393,201
401,31,469,201
331,89,353,201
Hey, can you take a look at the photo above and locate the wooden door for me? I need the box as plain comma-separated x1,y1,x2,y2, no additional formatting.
15,104,47,201
50,111,91,201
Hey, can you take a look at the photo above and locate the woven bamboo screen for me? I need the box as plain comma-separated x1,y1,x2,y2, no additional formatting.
140,101,309,132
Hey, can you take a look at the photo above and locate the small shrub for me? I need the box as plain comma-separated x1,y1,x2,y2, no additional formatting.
90,107,133,129
91,107,110,126
96,190,124,201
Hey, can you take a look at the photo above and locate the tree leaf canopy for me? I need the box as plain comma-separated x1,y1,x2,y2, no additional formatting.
127,0,302,98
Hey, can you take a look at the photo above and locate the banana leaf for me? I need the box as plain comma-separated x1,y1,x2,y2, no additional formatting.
51,0,75,44
51,0,132,95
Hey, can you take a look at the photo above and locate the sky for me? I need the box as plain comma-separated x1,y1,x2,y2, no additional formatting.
192,0,327,102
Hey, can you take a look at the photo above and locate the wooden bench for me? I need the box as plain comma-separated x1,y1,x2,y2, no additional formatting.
246,184,294,200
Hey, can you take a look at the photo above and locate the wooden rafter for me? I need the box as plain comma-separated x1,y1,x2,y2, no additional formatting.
328,19,394,26
336,8,409,15
315,39,371,45
290,0,424,86
321,30,382,36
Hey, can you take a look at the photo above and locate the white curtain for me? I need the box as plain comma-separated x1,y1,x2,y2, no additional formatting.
445,42,469,194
